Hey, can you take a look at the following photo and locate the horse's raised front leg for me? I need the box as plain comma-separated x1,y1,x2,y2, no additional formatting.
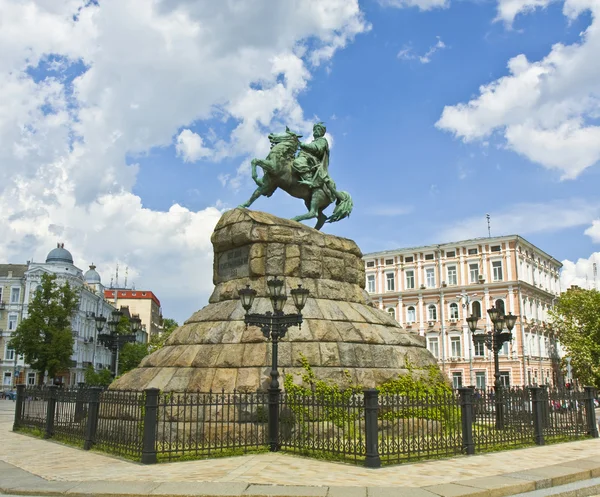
251,159,263,188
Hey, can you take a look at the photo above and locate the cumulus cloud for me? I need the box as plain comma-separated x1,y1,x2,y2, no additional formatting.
560,252,600,291
0,0,368,321
437,0,600,180
495,0,557,25
175,130,212,162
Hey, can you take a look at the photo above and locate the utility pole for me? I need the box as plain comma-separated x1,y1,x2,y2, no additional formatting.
486,214,491,238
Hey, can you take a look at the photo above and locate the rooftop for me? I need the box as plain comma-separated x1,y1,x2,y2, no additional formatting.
0,264,28,278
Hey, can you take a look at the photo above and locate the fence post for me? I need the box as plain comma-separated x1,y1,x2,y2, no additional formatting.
529,387,545,446
458,387,475,455
74,382,86,422
141,388,159,464
584,386,599,438
541,385,549,429
84,387,102,450
44,385,58,439
363,388,381,468
13,384,26,431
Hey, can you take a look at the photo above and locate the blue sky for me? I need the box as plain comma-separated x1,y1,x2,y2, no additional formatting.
2,0,600,323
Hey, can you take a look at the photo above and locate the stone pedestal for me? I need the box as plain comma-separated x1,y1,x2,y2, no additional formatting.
111,209,437,392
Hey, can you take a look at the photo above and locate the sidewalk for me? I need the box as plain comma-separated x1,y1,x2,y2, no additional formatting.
1,400,599,497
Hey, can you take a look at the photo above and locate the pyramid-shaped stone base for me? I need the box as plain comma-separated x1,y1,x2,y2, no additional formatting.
111,209,437,392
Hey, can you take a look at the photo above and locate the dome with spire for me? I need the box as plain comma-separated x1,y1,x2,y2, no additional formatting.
46,243,74,264
84,264,101,284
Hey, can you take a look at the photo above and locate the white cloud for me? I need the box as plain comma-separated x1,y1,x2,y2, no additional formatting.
380,0,449,10
397,37,447,64
0,0,368,322
584,220,600,243
437,0,600,179
560,252,600,291
495,0,556,25
175,129,212,162
439,199,600,242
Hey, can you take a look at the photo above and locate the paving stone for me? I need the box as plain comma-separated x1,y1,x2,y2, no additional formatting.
67,481,162,496
151,481,248,496
459,476,535,497
243,484,328,496
518,466,591,487
368,488,438,497
326,486,367,497
423,483,490,497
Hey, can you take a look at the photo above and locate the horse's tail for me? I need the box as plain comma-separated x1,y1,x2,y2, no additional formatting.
327,191,353,223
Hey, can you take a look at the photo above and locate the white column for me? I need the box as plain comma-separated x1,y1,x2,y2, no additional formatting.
398,296,403,326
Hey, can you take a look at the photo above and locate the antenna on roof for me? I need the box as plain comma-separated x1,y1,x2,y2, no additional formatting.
124,266,129,289
115,263,119,288
486,213,491,238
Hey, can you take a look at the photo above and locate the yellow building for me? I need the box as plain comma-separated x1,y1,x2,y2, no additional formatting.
104,289,162,341
364,235,563,389
0,264,32,389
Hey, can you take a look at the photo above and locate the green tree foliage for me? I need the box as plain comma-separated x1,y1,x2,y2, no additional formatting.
84,365,113,387
9,273,79,382
119,342,149,374
550,287,600,388
148,318,178,353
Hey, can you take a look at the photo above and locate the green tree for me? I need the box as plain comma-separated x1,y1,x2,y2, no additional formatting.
9,273,79,383
148,318,178,353
550,287,600,388
119,342,149,374
84,365,113,387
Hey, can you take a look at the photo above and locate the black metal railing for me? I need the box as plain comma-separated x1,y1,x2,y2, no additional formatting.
12,383,599,467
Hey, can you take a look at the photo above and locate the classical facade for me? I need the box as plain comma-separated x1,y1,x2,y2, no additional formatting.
364,235,563,389
104,289,162,342
0,264,30,389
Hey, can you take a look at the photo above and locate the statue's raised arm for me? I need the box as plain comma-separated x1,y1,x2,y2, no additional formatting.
239,122,352,231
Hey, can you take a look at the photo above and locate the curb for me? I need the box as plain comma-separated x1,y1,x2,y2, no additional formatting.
2,458,600,497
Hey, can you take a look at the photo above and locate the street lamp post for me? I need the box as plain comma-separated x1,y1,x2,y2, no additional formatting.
467,307,518,430
96,310,141,377
238,277,309,452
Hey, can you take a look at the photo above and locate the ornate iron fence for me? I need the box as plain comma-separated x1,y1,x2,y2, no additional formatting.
156,390,268,461
12,383,599,467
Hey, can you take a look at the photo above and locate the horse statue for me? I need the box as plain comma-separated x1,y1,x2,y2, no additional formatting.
239,122,353,231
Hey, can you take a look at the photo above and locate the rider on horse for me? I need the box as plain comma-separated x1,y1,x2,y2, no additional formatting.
292,122,336,204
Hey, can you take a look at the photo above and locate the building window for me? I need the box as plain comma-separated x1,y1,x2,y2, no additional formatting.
367,275,375,293
427,337,439,358
468,248,478,255
475,371,486,390
404,256,414,263
387,308,396,320
471,301,482,319
27,373,36,386
474,341,485,357
385,258,394,265
386,273,395,292
495,299,505,315
3,372,11,386
426,268,435,288
449,303,459,319
366,261,375,268
5,348,15,361
499,342,509,355
446,250,456,258
406,306,416,323
491,245,501,252
447,266,457,286
499,372,510,387
492,261,503,281
450,337,462,358
405,270,415,289
452,372,463,389
10,287,20,303
425,254,434,261
8,314,18,331
427,304,437,321
469,263,479,283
